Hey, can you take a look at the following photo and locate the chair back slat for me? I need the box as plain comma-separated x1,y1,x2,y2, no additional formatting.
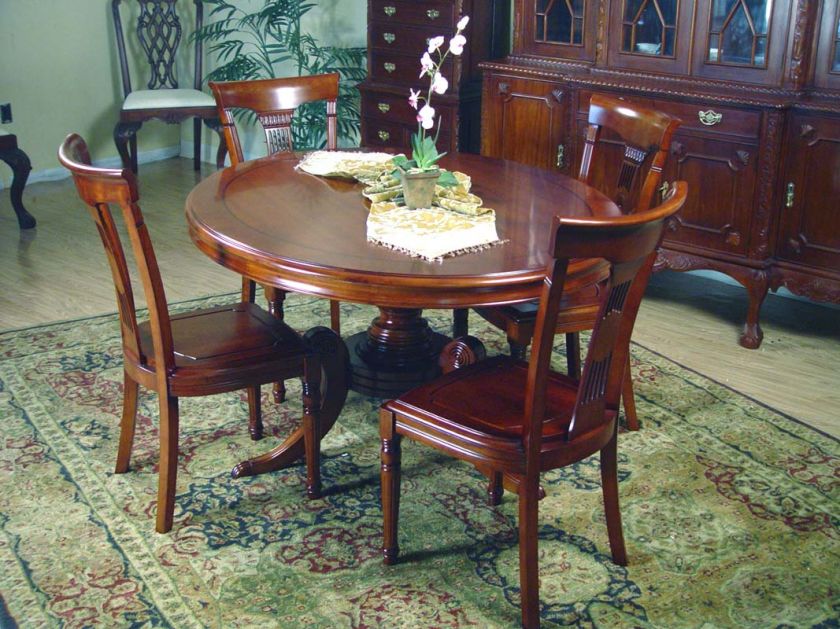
523,183,688,447
579,94,680,213
210,74,340,166
58,134,175,378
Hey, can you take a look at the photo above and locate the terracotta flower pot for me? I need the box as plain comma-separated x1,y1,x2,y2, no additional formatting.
401,168,439,210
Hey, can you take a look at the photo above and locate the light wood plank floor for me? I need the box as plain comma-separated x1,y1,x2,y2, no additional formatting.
1,157,837,438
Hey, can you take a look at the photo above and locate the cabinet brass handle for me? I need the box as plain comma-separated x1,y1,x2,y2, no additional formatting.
785,182,795,208
384,62,396,73
556,144,565,169
384,6,396,16
383,32,395,44
378,102,391,113
426,9,440,19
378,130,390,142
698,110,723,126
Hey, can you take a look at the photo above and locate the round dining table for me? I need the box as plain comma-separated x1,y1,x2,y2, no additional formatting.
185,151,619,477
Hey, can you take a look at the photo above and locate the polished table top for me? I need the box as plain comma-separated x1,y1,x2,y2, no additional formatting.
186,151,621,309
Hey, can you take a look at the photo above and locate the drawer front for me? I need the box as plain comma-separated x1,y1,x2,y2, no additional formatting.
651,99,762,140
362,91,417,125
576,90,655,116
370,49,454,85
370,0,455,27
370,22,449,54
362,118,412,149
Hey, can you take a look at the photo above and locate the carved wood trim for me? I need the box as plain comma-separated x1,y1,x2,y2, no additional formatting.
750,110,783,259
788,0,818,90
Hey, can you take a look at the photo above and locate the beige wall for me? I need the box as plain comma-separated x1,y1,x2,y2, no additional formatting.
0,0,178,183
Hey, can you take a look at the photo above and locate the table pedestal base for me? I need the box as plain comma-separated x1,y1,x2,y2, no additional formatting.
347,307,448,397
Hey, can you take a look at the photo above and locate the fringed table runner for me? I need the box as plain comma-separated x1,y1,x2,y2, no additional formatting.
297,151,503,261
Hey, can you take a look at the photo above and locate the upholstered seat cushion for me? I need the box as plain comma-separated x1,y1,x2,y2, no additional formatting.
122,88,216,110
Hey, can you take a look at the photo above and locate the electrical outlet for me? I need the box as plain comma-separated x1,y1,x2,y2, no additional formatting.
0,103,11,124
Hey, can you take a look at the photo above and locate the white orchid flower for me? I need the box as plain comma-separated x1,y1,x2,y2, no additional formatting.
419,51,435,77
427,36,445,54
417,104,436,130
408,88,421,110
457,15,470,31
431,72,449,95
449,34,466,56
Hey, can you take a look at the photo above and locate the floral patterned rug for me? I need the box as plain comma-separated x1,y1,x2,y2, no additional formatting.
1,293,837,628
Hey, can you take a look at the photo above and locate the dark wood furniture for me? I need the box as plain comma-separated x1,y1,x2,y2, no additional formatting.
185,151,620,476
480,0,840,348
359,0,510,153
379,182,687,628
210,74,342,334
471,93,681,430
112,0,226,173
58,134,348,533
0,131,35,229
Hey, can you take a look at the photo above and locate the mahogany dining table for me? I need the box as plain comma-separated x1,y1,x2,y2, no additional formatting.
185,150,620,478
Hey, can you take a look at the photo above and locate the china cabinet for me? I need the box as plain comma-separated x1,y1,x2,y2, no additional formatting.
359,0,509,153
480,0,840,348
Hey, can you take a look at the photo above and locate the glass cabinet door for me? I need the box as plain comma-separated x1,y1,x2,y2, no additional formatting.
813,0,840,89
606,0,692,73
691,0,791,84
515,0,599,61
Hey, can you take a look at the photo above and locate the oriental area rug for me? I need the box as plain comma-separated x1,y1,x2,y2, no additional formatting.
1,294,837,628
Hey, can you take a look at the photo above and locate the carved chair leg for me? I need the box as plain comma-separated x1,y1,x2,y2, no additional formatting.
302,356,323,499
193,117,201,171
600,427,627,566
115,370,139,473
380,409,402,565
621,354,639,431
246,385,263,441
203,117,227,169
565,332,582,379
114,121,142,173
739,270,769,349
156,394,180,534
518,477,541,629
329,300,341,335
452,308,469,338
0,144,35,229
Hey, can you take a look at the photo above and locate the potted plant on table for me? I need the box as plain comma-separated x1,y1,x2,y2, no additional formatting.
393,15,469,209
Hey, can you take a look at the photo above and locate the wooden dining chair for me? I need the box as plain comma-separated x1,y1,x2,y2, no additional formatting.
380,181,687,628
58,133,333,534
112,0,226,173
210,74,342,336
462,93,681,431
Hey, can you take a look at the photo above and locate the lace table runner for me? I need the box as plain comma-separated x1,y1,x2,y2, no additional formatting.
297,151,502,261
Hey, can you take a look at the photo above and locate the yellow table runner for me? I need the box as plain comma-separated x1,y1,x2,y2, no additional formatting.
297,151,502,261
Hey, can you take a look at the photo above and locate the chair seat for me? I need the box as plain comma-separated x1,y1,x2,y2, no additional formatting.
122,88,216,111
385,356,578,456
136,302,306,394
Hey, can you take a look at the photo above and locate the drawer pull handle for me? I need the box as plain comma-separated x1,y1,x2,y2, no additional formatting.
426,9,440,19
785,182,795,208
384,6,396,16
383,32,396,44
384,62,396,73
378,130,391,142
378,102,391,113
556,144,565,169
698,109,723,126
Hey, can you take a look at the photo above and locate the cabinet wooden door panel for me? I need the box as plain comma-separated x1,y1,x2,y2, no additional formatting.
662,135,757,255
813,0,840,90
777,114,840,269
481,76,567,170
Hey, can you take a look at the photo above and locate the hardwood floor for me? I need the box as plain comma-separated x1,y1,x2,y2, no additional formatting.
1,157,837,438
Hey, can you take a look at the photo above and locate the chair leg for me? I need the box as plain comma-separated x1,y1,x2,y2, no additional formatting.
265,286,288,404
156,395,180,534
566,332,582,380
518,477,541,628
202,117,227,169
114,121,142,173
488,470,503,506
247,386,263,441
600,427,627,566
302,359,323,499
115,370,139,474
452,308,469,338
329,300,341,335
380,409,402,565
621,354,639,431
0,143,35,229
193,117,201,171
508,338,528,360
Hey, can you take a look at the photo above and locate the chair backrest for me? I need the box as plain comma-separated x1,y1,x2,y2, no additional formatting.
112,0,205,97
523,182,688,453
210,74,340,166
579,93,681,214
58,134,175,380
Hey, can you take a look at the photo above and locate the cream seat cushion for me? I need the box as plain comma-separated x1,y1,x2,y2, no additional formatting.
122,88,215,110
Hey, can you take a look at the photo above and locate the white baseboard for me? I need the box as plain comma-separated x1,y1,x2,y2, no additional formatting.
0,145,181,189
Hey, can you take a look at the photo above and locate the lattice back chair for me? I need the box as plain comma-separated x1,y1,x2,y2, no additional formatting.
380,182,688,629
468,95,681,430
58,133,330,534
210,74,341,335
112,0,226,173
